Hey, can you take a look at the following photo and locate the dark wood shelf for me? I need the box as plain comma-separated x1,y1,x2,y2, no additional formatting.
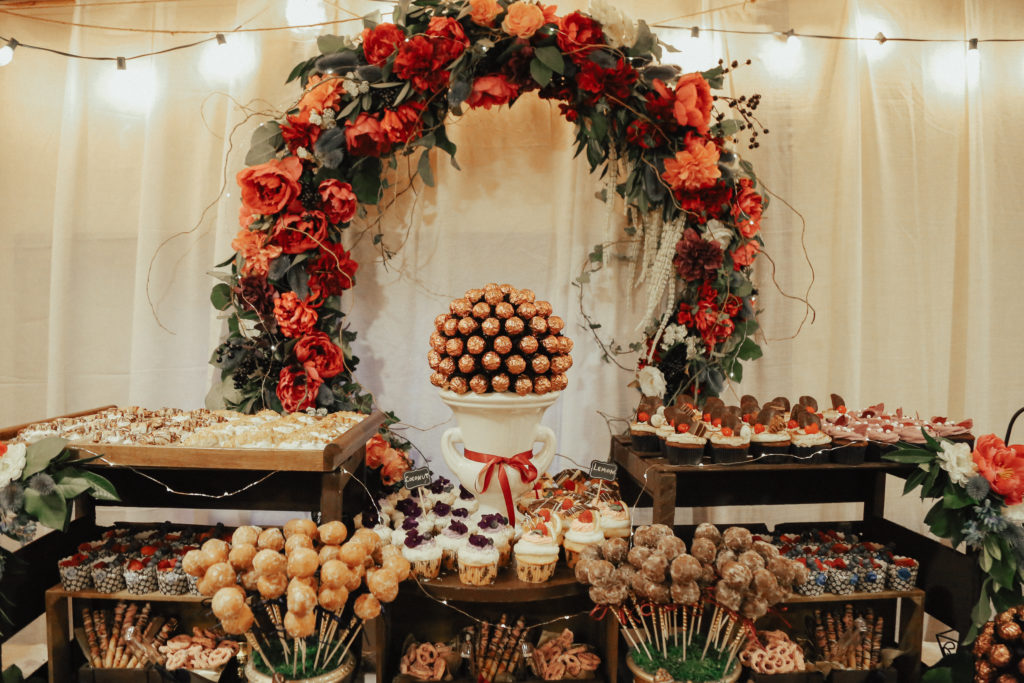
47,584,207,604
413,564,585,603
784,588,924,605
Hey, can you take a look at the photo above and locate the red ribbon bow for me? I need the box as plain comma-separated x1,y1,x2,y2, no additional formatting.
463,448,538,525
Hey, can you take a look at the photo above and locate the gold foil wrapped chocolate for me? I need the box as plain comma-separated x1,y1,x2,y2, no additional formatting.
515,376,533,395
551,374,568,391
504,316,525,335
517,302,537,319
458,317,478,335
495,302,514,319
472,302,491,319
451,299,472,317
464,288,484,303
467,336,486,355
470,374,489,394
534,376,552,394
547,315,565,333
529,316,548,335
506,355,526,375
427,350,441,370
438,357,455,376
484,286,504,306
443,318,459,336
458,355,476,374
491,374,510,392
493,336,513,355
430,372,447,388
430,331,446,352
520,335,539,354
449,376,468,394
434,313,448,330
481,318,501,336
541,335,561,354
445,338,464,357
531,355,551,374
535,301,553,317
482,352,502,371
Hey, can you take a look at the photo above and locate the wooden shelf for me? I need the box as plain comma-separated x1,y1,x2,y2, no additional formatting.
413,564,585,603
784,588,924,605
47,584,207,603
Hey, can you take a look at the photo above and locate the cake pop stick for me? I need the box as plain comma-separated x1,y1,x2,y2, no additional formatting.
631,597,654,648
701,606,722,659
691,601,703,647
659,607,669,656
245,631,273,672
722,625,747,673
267,603,291,666
623,607,652,659
82,608,102,668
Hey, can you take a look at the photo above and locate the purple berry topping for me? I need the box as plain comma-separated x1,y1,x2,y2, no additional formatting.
459,485,474,500
468,534,493,549
433,502,451,517
452,507,469,518
448,520,469,535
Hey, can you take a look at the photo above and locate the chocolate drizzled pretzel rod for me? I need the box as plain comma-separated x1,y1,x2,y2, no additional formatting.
483,615,508,677
104,602,126,668
153,617,177,650
82,608,101,668
861,609,874,670
491,617,525,678
476,619,490,675
870,616,883,669
94,609,109,658
825,611,838,662
113,602,138,668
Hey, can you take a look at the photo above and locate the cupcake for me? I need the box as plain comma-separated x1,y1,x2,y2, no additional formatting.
124,557,158,595
664,414,707,466
530,506,564,544
427,476,457,507
476,514,513,567
438,520,470,572
401,532,443,580
457,486,480,515
58,553,93,592
856,559,887,593
458,534,500,586
825,558,857,594
888,557,919,591
824,418,868,465
597,501,631,539
750,405,792,463
514,525,560,583
864,423,900,461
629,396,663,453
789,410,831,463
708,415,751,464
91,555,126,593
930,417,975,450
431,502,453,534
563,510,603,569
156,558,189,595
650,407,675,457
793,557,827,597
821,393,847,423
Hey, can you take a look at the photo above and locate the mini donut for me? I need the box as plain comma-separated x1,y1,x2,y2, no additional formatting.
741,595,769,620
670,555,703,584
284,610,317,638
201,539,230,564
284,519,318,541
231,525,261,547
628,546,652,569
352,528,382,554
252,549,287,576
752,540,780,560
318,520,348,546
257,527,285,551
657,536,687,558
715,549,737,573
320,560,352,589
699,564,717,586
693,522,723,546
641,554,668,583
240,570,259,592
285,534,314,555
287,547,319,579
722,526,753,552
580,544,602,563
587,560,614,584
690,538,717,565
211,586,246,620
381,545,402,562
714,582,742,611
204,562,237,593
574,560,594,585
646,581,671,604
354,593,382,620
768,557,797,586
382,555,411,582
753,567,779,594
721,561,753,589
588,585,610,605
228,544,257,571
338,541,368,568
257,572,288,599
367,567,400,603
600,538,629,565
220,605,254,635
318,586,349,612
319,545,342,565
632,526,659,549
182,549,211,578
286,578,317,615
671,581,701,605
737,550,766,573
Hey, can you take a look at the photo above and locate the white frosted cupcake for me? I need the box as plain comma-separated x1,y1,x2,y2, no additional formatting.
476,514,513,567
597,501,631,539
458,534,499,586
563,510,603,569
438,519,470,572
456,486,480,514
401,533,442,580
514,527,560,583
431,502,453,534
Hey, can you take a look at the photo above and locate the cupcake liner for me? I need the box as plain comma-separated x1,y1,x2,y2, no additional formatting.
825,569,857,595
441,548,459,573
411,556,442,580
665,443,704,466
58,562,92,592
630,432,660,453
794,572,826,597
830,441,866,465
157,569,189,596
792,444,829,464
92,562,126,594
458,562,497,586
750,441,793,464
709,445,750,464
187,574,201,596
888,560,918,591
856,565,887,593
124,566,158,595
515,558,557,583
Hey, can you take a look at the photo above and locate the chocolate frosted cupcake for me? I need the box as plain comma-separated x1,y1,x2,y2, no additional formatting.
750,405,792,464
458,534,499,585
708,414,751,464
629,396,663,453
789,407,831,463
664,422,707,465
58,553,93,592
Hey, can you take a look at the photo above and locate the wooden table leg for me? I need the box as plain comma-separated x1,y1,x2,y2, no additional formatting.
899,593,925,680
651,468,677,527
604,611,620,683
45,587,71,683
319,471,342,522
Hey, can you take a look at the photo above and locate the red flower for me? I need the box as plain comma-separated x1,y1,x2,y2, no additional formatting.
381,101,426,144
273,292,318,338
732,240,760,270
318,179,357,225
723,294,742,318
394,35,449,92
306,242,358,302
425,16,469,68
467,75,518,110
272,211,329,254
345,112,392,157
673,73,713,134
576,58,637,103
674,228,723,282
626,119,666,149
381,449,411,485
647,80,681,127
236,157,303,216
677,182,734,223
276,365,321,413
732,178,763,238
557,12,604,62
662,136,721,192
362,23,406,66
973,434,1024,505
365,434,388,468
280,112,321,153
294,331,345,381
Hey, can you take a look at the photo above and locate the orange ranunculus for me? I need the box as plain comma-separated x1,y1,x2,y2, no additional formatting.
381,449,411,485
733,178,763,238
318,179,357,225
239,205,257,229
273,291,318,338
345,112,392,157
502,1,545,39
973,434,1024,506
661,137,721,192
468,0,502,26
298,74,344,115
466,74,518,110
540,4,559,23
731,240,760,270
231,228,283,277
673,72,713,134
294,331,345,381
272,211,329,255
277,365,321,413
381,101,426,144
236,157,303,216
365,434,389,469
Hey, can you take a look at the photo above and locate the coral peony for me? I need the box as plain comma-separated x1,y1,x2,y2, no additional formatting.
318,179,357,225
298,74,344,115
425,16,469,67
661,137,721,192
365,434,389,468
731,240,760,270
236,157,303,216
294,331,345,380
502,2,545,39
272,211,329,255
466,75,518,109
673,73,713,134
277,365,321,413
556,12,604,61
231,228,283,278
733,178,763,238
393,35,448,92
306,242,358,302
362,23,406,66
973,434,1024,506
273,292,318,338
381,101,426,144
345,113,392,157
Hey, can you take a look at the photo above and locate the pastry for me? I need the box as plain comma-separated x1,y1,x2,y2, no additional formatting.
458,534,499,585
563,510,603,569
514,524,560,583
401,533,442,580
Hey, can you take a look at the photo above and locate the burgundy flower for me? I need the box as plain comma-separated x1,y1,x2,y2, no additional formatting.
433,502,451,516
452,507,469,518
233,275,277,322
674,228,723,282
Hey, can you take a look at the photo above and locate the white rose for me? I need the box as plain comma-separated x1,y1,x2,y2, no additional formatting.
0,442,28,489
706,220,734,250
588,0,638,49
637,366,667,398
936,440,976,487
649,406,667,428
1003,504,1024,524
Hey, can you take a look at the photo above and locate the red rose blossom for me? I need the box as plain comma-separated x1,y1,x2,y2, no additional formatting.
466,75,518,110
731,240,760,270
576,58,637,103
272,211,329,254
280,112,321,153
277,365,321,413
236,157,303,216
381,101,426,144
294,331,345,380
362,23,406,66
345,112,392,157
556,12,604,62
393,35,449,92
732,178,763,238
318,179,357,225
425,16,469,68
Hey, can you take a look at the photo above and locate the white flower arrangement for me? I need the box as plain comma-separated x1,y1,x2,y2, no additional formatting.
637,365,667,398
936,440,976,487
588,0,639,49
0,443,26,489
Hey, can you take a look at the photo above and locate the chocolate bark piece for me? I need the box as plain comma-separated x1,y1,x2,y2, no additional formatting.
830,393,846,409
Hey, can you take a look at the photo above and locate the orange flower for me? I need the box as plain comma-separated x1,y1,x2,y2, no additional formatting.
231,228,283,277
661,137,721,191
468,0,502,26
673,73,713,134
731,240,760,270
466,75,518,110
236,157,303,216
973,434,1024,505
381,450,411,485
365,434,389,469
273,292,318,338
733,178,763,238
298,74,344,115
502,1,545,39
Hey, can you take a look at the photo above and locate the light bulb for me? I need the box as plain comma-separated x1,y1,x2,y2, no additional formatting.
0,44,14,67
100,59,158,114
199,33,257,83
286,0,327,29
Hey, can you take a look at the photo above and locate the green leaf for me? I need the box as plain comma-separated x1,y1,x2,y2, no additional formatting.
210,283,232,311
589,244,604,263
243,121,283,166
882,449,934,464
529,58,553,87
972,579,993,625
903,467,928,494
317,35,347,54
534,45,565,74
21,437,67,480
53,470,92,500
24,489,68,531
943,484,974,509
922,426,942,451
417,149,434,187
735,337,762,361
921,464,941,498
980,548,993,572
985,535,1002,561
78,471,120,502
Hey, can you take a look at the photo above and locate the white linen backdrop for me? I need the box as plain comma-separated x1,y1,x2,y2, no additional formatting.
2,0,1024,539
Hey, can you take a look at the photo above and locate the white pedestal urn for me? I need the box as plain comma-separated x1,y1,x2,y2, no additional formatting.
439,390,560,526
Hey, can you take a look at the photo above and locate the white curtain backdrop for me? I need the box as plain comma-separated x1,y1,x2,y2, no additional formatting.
2,0,1024,535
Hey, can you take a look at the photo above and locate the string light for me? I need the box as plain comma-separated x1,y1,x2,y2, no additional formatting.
286,0,328,30
690,26,700,39
199,31,258,83
0,38,16,67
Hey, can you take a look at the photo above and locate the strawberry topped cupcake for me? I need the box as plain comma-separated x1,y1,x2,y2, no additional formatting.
563,509,603,568
124,556,158,595
156,557,189,595
629,396,663,453
824,415,868,465
514,523,561,583
597,500,631,538
58,553,93,592
750,405,792,463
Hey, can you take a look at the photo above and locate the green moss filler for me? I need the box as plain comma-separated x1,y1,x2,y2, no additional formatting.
630,637,735,682
253,639,348,678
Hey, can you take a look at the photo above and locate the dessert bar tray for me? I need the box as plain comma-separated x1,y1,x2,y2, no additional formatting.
1,407,385,473
413,565,586,603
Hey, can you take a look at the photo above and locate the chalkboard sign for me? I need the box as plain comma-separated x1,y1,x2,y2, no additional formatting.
403,467,432,490
589,460,618,482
